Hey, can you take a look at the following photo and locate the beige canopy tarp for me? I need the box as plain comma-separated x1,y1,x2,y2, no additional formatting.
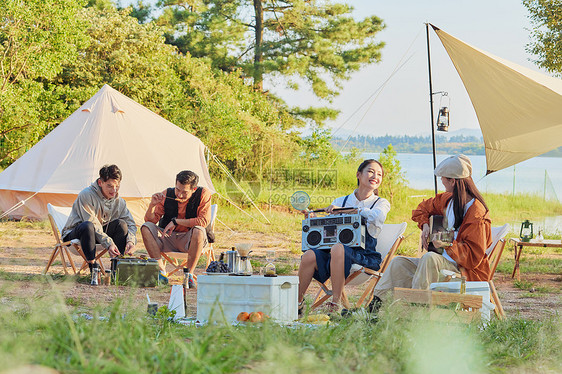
432,24,562,174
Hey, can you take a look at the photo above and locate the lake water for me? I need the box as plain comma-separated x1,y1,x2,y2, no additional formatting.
362,152,562,234
362,152,562,199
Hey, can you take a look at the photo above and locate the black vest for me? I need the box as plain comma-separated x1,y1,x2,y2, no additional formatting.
158,187,215,243
342,194,380,210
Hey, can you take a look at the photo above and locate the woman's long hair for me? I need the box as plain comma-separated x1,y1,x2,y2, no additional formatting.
357,159,385,195
451,176,488,229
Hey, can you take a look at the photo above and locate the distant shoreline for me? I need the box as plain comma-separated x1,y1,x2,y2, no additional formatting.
357,150,562,158
331,133,562,158
338,148,562,158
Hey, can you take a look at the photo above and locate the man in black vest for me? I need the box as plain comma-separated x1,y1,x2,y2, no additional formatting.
141,170,212,287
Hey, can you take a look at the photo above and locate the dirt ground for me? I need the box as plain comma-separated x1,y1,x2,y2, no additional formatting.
0,222,560,320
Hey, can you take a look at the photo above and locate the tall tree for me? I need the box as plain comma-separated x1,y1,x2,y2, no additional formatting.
0,0,88,166
54,6,300,173
523,0,562,75
155,0,247,72
155,0,385,100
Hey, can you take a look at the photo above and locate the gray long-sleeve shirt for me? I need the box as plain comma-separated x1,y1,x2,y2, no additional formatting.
61,181,137,248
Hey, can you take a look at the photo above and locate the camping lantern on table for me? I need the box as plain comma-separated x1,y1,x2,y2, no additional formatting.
519,220,533,242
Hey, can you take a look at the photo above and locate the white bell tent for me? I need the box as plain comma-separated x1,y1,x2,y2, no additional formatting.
0,84,215,224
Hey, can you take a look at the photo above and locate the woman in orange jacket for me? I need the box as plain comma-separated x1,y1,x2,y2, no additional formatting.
371,154,491,309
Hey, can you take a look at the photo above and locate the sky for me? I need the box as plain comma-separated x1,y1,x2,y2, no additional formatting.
270,0,543,137
123,0,542,137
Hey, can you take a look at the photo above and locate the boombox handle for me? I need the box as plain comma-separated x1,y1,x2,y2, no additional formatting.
309,207,358,214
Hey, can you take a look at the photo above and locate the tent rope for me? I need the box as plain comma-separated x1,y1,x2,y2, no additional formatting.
209,152,271,224
215,217,235,233
215,217,241,244
213,191,265,225
0,192,39,220
312,26,424,196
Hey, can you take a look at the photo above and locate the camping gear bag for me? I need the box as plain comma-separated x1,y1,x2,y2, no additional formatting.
110,257,159,287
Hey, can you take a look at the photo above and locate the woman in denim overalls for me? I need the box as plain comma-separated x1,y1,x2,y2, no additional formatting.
297,159,391,314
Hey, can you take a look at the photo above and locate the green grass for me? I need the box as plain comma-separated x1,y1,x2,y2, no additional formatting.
14,219,49,230
65,296,83,307
514,280,560,294
0,219,51,242
275,264,294,275
250,259,265,270
0,290,559,373
0,269,69,282
519,246,562,255
480,317,561,371
496,257,562,276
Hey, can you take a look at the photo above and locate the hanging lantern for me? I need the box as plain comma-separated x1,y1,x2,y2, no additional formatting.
519,219,533,242
437,107,449,132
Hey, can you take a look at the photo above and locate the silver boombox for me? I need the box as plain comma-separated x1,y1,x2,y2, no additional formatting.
301,213,366,252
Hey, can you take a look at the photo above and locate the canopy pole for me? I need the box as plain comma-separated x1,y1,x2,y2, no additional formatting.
426,23,438,195
542,169,547,201
512,165,516,196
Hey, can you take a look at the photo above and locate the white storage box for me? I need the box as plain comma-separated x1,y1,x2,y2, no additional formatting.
430,281,493,322
197,275,299,323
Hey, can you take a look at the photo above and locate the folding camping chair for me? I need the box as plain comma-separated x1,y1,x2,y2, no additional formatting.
44,203,108,275
486,224,509,320
311,222,407,310
161,204,218,277
416,223,509,320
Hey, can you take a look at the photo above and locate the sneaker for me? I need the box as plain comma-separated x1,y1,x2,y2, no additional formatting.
298,300,305,318
158,271,169,285
187,273,197,289
367,295,383,314
340,308,356,318
90,263,100,286
324,301,342,315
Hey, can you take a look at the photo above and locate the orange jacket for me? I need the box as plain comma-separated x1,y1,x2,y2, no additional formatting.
145,187,212,232
412,192,492,281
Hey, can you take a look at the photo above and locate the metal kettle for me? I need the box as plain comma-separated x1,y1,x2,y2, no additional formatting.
220,249,240,273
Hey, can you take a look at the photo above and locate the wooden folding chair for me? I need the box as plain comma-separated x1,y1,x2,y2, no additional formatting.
161,204,218,277
426,223,509,320
311,222,407,310
43,203,108,275
486,223,509,320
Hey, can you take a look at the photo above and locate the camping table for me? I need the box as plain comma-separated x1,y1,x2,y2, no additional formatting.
509,238,562,280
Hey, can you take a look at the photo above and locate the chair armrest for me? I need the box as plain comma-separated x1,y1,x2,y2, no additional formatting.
363,268,381,277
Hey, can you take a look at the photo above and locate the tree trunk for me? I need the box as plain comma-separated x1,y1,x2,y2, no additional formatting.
253,0,264,91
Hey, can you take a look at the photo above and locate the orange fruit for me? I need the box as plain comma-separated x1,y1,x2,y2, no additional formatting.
236,312,250,321
249,312,263,323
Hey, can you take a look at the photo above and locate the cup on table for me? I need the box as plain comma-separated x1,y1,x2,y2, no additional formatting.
103,270,111,285
147,303,158,316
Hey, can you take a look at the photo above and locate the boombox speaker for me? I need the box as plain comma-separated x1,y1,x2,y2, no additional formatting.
301,213,366,252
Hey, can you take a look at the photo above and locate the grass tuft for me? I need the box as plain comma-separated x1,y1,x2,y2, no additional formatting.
0,293,560,373
496,257,562,275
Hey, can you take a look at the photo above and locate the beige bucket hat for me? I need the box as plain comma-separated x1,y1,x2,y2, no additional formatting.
434,154,472,179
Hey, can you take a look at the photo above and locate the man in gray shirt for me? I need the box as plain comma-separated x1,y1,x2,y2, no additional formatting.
62,164,137,272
